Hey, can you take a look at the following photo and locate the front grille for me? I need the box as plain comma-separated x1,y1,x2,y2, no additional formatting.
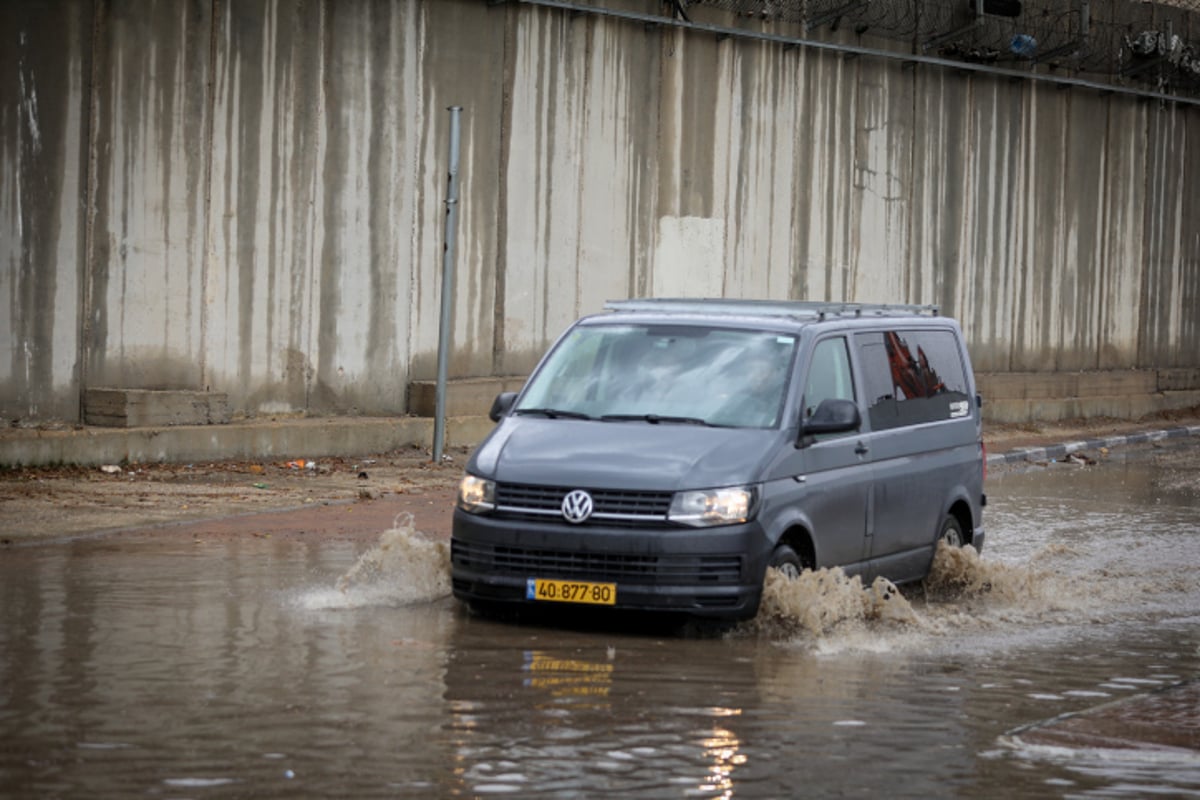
494,483,673,528
452,540,742,585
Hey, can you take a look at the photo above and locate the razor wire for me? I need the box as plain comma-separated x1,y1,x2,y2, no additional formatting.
505,0,1185,96
672,0,1200,94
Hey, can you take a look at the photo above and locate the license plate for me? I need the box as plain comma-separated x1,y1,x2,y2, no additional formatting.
526,578,616,606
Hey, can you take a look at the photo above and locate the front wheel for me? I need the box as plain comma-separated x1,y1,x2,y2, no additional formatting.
939,515,965,548
768,544,804,579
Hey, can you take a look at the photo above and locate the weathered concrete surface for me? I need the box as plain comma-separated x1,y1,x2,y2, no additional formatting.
83,388,231,428
977,369,1200,422
2,0,1199,428
0,415,493,468
979,370,1160,400
0,0,91,422
407,376,527,418
982,392,1200,424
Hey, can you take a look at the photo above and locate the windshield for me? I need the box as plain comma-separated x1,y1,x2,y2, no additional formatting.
516,324,797,428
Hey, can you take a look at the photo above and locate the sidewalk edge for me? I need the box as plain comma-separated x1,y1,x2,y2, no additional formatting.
987,424,1200,466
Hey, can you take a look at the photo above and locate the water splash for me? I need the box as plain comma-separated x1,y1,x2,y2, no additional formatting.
298,514,450,610
920,540,1145,622
743,567,918,640
741,541,1108,648
923,541,1066,606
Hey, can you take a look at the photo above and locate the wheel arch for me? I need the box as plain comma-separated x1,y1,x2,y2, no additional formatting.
945,498,975,546
774,525,816,570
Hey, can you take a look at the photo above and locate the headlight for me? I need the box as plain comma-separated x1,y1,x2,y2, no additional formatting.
668,486,756,527
457,475,496,513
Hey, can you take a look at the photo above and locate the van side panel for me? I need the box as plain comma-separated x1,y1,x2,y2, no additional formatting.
852,326,983,582
763,438,873,571
863,422,981,580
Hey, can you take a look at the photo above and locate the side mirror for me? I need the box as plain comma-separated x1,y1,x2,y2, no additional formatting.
800,398,861,438
489,391,518,423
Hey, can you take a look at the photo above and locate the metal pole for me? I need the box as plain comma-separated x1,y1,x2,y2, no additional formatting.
433,106,462,463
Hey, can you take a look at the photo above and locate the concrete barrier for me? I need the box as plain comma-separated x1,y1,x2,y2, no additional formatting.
976,370,1200,423
0,416,495,468
83,389,231,427
5,367,1198,467
407,377,527,418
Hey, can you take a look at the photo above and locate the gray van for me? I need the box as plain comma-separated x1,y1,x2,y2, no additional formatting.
451,299,986,620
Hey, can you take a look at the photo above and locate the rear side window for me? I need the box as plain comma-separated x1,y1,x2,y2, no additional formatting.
855,329,972,431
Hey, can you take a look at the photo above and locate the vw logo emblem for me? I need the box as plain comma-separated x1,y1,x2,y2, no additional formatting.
561,490,594,524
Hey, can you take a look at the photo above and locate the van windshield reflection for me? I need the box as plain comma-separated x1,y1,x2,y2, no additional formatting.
515,324,797,429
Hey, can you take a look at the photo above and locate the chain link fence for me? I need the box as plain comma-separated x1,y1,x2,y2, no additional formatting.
662,0,1200,96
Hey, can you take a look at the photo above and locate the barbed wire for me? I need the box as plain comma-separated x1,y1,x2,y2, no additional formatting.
654,0,1200,96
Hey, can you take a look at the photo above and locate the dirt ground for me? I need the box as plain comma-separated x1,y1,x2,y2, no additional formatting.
1,411,1197,546
0,444,467,546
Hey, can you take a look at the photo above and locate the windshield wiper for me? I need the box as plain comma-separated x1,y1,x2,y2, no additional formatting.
600,413,716,426
513,407,593,420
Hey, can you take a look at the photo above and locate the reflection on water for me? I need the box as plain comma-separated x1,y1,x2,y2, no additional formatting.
700,722,744,799
0,532,456,797
523,651,615,702
1,445,1198,796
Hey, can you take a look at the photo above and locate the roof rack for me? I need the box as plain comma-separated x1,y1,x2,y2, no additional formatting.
603,298,940,320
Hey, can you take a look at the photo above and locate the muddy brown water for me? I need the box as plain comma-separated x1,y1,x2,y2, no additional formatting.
1,445,1198,797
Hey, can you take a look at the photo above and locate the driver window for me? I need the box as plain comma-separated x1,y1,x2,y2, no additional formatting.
803,337,855,420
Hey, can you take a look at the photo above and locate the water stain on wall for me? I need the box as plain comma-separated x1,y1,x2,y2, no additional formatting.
1,1,1198,424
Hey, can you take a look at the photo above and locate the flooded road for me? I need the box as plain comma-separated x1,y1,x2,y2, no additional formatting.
2,444,1198,797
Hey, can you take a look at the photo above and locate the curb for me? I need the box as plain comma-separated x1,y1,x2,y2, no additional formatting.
0,416,497,469
986,424,1200,467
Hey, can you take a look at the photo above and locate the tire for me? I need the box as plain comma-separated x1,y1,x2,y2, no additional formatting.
939,515,965,548
768,544,805,579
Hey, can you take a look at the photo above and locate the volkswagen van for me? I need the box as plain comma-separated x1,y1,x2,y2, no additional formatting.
450,299,986,621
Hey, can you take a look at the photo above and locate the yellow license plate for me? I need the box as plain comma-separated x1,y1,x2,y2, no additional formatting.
526,578,616,606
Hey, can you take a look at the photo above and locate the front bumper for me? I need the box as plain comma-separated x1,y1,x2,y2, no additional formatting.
450,510,772,621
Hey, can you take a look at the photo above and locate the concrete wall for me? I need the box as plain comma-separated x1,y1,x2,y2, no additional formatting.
2,0,1198,425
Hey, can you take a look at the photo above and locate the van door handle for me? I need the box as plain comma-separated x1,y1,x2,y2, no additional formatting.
855,442,869,456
